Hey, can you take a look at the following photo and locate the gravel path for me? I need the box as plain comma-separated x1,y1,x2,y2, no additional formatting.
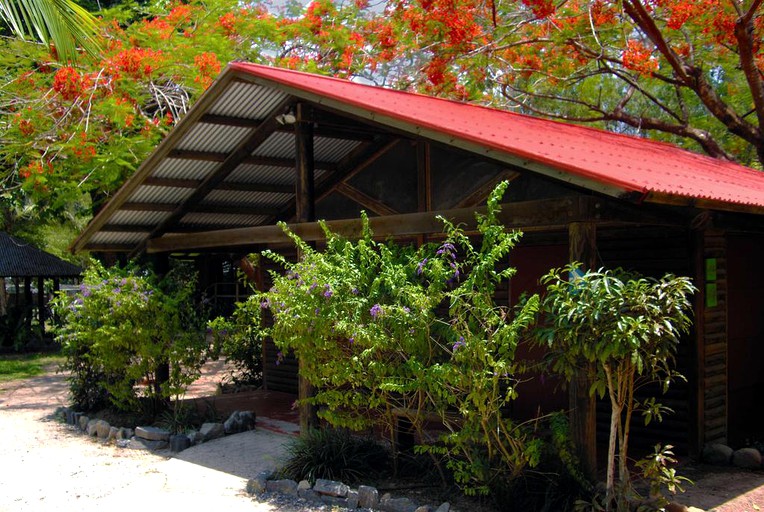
0,365,340,512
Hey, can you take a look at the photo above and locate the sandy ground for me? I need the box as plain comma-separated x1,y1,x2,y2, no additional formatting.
2,361,764,512
0,364,290,512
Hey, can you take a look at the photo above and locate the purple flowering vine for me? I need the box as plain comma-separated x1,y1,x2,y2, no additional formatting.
452,336,466,351
370,304,383,318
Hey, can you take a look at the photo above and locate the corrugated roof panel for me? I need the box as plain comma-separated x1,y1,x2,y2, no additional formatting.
151,158,219,180
209,81,290,119
314,136,362,162
110,210,173,225
89,231,147,245
129,185,195,204
176,123,253,153
226,164,294,184
253,131,293,159
179,213,270,226
203,190,291,207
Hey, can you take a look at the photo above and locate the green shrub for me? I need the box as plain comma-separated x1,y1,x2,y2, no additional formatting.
52,260,210,414
233,182,541,493
208,294,263,387
278,428,390,484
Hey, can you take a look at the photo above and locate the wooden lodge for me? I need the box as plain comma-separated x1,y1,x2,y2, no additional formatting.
72,63,764,463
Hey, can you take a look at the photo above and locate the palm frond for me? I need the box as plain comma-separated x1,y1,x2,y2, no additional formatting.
0,0,100,62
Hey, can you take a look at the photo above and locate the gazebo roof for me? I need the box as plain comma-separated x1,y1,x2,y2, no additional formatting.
0,232,81,278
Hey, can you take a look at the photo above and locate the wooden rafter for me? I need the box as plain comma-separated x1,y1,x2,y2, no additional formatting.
169,150,337,171
147,197,593,252
452,170,520,209
200,113,377,141
143,176,292,194
129,96,297,257
335,182,399,216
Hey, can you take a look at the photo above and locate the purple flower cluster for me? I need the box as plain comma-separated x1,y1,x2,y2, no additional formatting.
452,336,466,351
370,304,383,318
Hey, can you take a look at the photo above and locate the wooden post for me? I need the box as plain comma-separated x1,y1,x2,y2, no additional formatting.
295,103,318,433
37,276,45,336
416,141,431,247
23,276,32,330
568,221,598,479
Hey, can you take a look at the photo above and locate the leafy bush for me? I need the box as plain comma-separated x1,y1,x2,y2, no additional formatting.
233,182,541,493
278,428,390,484
536,266,695,511
208,295,263,387
52,260,210,413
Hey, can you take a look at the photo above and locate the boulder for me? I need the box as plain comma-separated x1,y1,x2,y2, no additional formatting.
379,495,418,512
170,434,191,453
347,490,359,509
435,502,451,512
298,489,323,503
117,427,133,440
313,478,348,497
321,496,349,507
86,419,99,437
415,506,433,512
223,410,256,435
95,420,111,439
358,485,379,508
199,422,225,441
702,443,733,465
108,426,119,441
127,436,168,451
265,479,298,495
78,415,90,432
246,475,268,495
135,426,170,442
733,447,762,469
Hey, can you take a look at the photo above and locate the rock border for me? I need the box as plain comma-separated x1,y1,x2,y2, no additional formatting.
247,474,450,512
54,406,256,453
701,443,764,469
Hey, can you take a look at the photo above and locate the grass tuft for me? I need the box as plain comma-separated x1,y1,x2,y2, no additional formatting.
0,353,64,383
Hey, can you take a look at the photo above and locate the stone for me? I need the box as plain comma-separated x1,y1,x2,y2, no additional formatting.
358,485,379,508
321,496,349,507
665,503,688,512
86,419,99,436
135,425,170,442
346,489,359,509
265,479,298,495
298,489,323,503
415,506,433,512
246,475,268,495
313,478,348,497
108,426,119,441
435,502,451,512
297,480,312,492
223,410,256,435
116,439,130,449
702,443,733,465
127,436,168,451
95,420,111,439
199,422,225,441
117,427,133,440
733,447,762,469
78,415,90,431
72,411,83,426
187,430,205,445
379,495,418,512
170,434,191,453
54,406,68,422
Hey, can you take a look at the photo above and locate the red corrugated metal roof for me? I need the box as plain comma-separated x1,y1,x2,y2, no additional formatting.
231,62,764,210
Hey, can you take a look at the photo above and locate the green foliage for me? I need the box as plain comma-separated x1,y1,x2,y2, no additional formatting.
208,295,263,387
52,260,209,413
536,266,695,511
234,182,540,493
278,428,390,484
